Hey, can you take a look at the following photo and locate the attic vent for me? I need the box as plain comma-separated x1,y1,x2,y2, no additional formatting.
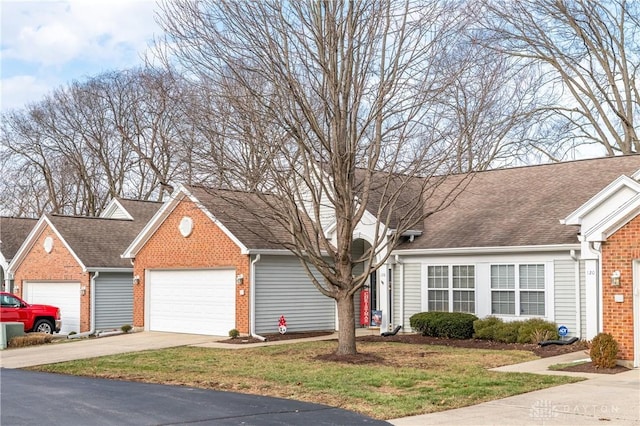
179,216,194,237
43,236,54,253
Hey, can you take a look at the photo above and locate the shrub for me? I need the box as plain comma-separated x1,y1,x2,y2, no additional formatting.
517,318,558,344
121,324,132,333
409,312,478,339
474,317,559,344
590,333,619,368
8,333,54,348
473,316,503,340
228,329,240,339
494,321,520,343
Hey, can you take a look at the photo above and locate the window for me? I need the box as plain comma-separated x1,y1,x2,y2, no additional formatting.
427,266,449,311
491,264,545,316
453,265,475,313
519,264,545,315
427,265,475,313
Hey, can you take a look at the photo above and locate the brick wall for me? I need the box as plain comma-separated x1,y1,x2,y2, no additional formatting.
133,199,250,334
13,224,91,332
601,214,640,362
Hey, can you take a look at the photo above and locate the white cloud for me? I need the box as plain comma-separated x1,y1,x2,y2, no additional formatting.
1,0,162,111
0,74,52,111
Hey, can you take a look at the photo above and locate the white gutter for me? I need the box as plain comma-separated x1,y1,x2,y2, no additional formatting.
250,254,266,341
393,244,581,256
69,271,98,339
570,250,582,339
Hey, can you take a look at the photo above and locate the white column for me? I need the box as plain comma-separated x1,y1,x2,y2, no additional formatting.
379,266,389,334
584,259,600,339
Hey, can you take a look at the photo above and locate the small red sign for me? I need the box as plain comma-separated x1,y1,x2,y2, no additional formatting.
360,289,370,326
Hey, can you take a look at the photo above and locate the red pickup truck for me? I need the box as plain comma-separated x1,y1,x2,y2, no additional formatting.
0,292,61,334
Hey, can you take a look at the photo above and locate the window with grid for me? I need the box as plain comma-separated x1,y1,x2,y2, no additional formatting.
427,265,475,313
491,264,545,316
427,265,449,311
491,265,515,315
519,264,545,315
452,265,475,313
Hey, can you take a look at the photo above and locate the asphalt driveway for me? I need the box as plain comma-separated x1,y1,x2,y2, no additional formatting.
1,369,388,425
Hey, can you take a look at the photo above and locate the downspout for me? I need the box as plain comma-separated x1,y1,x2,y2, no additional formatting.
69,271,98,339
570,250,582,339
395,254,404,333
250,254,266,341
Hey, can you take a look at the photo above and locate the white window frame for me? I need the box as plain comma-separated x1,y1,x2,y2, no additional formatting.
425,264,476,314
490,263,546,317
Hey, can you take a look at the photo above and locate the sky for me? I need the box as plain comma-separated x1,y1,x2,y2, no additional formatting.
1,0,162,113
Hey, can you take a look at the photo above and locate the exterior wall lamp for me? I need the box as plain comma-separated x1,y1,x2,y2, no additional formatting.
611,270,621,287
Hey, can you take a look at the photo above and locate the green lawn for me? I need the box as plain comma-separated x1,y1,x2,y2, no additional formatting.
30,341,582,420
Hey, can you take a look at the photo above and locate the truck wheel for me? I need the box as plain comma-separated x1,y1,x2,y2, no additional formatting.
33,319,54,334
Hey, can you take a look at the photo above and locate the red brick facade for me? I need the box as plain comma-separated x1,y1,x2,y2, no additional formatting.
13,224,92,332
132,199,251,334
601,214,640,362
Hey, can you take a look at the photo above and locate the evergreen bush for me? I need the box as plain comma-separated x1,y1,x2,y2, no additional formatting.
590,333,619,368
410,312,478,339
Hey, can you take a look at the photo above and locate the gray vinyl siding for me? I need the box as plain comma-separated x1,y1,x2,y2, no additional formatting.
554,259,578,337
94,272,133,330
254,256,335,334
353,289,362,328
401,263,422,332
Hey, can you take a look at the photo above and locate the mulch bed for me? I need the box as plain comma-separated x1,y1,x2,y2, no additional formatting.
221,331,335,344
220,331,631,374
554,361,630,374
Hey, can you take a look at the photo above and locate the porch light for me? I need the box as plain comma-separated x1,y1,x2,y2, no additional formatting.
611,270,621,287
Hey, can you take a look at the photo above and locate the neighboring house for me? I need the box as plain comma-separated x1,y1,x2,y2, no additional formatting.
122,186,337,337
0,217,38,292
383,155,640,367
8,199,161,334
123,155,639,367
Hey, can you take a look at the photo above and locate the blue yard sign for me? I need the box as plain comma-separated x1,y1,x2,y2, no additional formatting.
558,325,568,337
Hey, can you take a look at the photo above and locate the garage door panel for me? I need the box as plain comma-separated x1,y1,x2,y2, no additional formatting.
148,269,235,336
23,282,80,335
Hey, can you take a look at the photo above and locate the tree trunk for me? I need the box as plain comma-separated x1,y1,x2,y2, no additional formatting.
335,294,357,356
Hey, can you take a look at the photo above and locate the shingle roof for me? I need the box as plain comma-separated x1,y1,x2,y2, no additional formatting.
46,200,162,269
187,186,295,250
0,217,38,261
115,198,163,223
397,155,640,250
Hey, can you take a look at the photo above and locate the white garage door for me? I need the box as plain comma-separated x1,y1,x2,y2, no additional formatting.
23,282,80,334
148,269,236,335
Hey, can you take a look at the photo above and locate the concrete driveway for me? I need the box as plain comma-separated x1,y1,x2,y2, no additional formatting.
0,331,217,368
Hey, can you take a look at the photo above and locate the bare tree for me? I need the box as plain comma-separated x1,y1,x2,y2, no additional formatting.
431,29,550,171
0,67,199,216
158,0,473,355
479,0,639,157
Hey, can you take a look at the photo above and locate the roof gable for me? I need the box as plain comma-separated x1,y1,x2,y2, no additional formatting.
9,207,161,272
101,198,163,222
123,185,251,258
8,215,87,273
564,174,640,242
